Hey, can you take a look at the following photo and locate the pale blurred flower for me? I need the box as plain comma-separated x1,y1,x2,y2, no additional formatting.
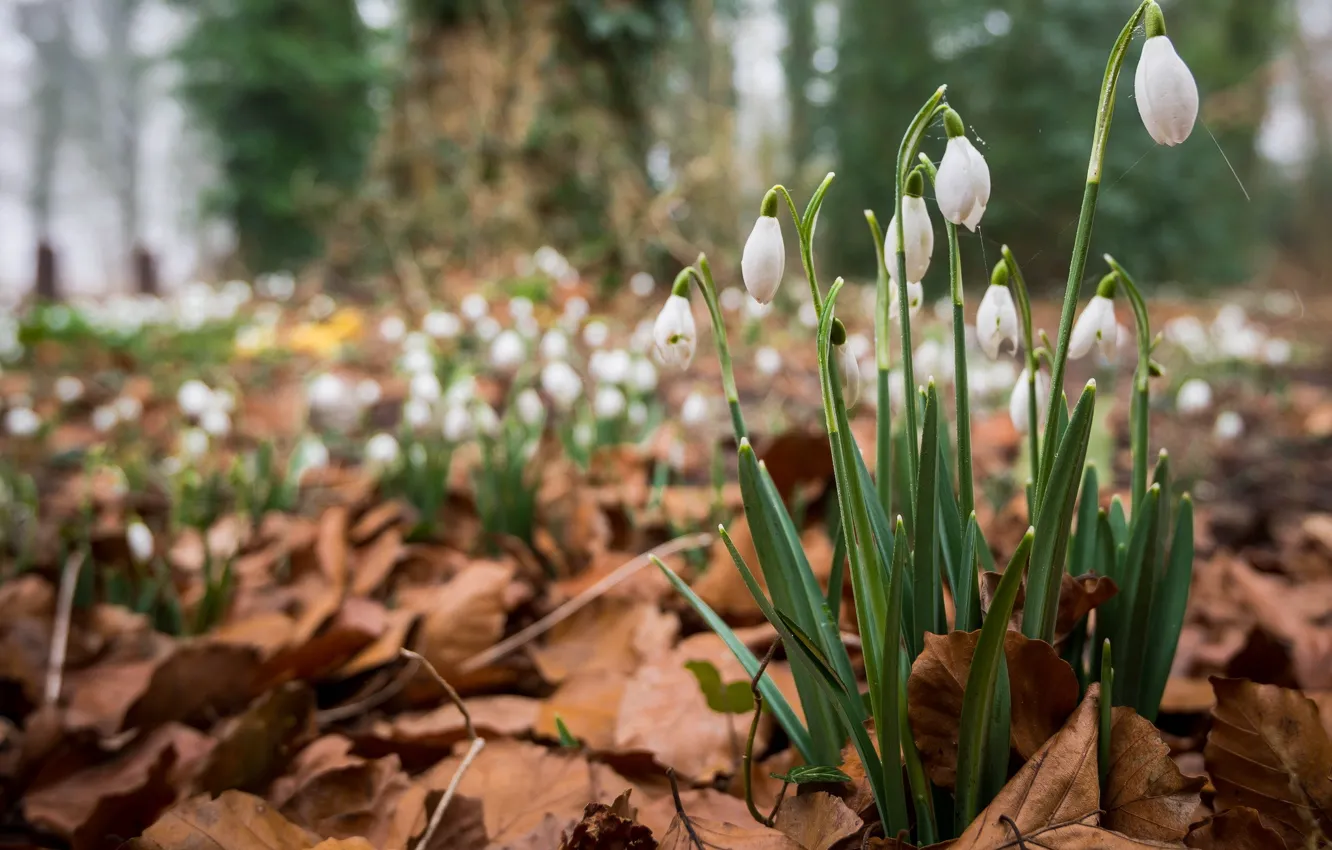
629,359,658,393
745,298,772,321
1176,378,1213,414
582,320,610,348
177,380,213,417
5,407,40,437
379,315,407,342
475,316,501,342
403,398,433,430
113,396,142,422
591,349,632,384
720,287,746,313
181,428,209,458
365,433,400,467
798,302,819,329
628,400,649,427
1262,338,1292,366
445,375,478,407
461,293,489,322
681,392,709,426
442,405,472,441
308,373,349,410
490,330,527,371
541,361,583,409
55,376,84,404
424,310,463,339
594,385,627,419
400,348,435,376
356,379,382,407
126,521,154,563
755,346,782,377
92,405,119,433
410,372,442,403
564,296,590,324
541,330,570,361
201,408,231,437
630,272,655,297
515,389,544,426
509,296,535,320
846,333,873,361
573,421,594,448
472,402,500,436
1214,410,1244,441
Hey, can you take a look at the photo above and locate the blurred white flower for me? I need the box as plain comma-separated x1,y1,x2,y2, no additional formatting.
541,361,583,410
846,333,873,361
181,427,209,458
719,287,746,314
681,392,709,426
5,407,40,437
444,375,477,406
798,301,819,329
92,405,119,433
307,293,336,320
509,296,534,320
400,348,435,376
356,379,382,407
442,405,472,441
403,398,433,430
1010,368,1049,435
915,339,952,384
1214,410,1244,441
628,400,649,427
472,402,500,436
573,421,594,448
515,388,544,426
652,295,696,370
1176,378,1213,414
516,314,541,339
379,315,407,342
1164,315,1210,360
490,330,527,371
541,330,570,361
365,433,400,467
629,359,658,393
460,293,489,322
113,395,142,422
630,319,655,354
741,215,785,304
308,373,349,410
582,320,610,348
977,284,1019,359
1262,338,1292,366
755,346,782,377
630,272,656,297
410,372,442,403
424,310,462,339
591,349,632,384
594,385,627,419
177,379,213,417
564,296,590,325
126,521,154,564
475,316,501,342
55,376,84,404
201,408,231,437
745,298,772,321
888,281,924,322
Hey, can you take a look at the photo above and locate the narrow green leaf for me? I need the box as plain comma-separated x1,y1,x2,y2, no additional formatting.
954,514,981,633
1139,495,1194,722
653,557,814,760
685,660,755,715
1109,485,1161,706
826,515,847,623
955,529,1035,833
913,382,943,655
555,715,580,749
875,519,913,838
1071,464,1100,575
772,765,853,785
936,435,968,630
1099,640,1113,792
1108,495,1129,548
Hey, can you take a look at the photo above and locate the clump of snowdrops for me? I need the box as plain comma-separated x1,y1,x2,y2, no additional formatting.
652,1,1198,843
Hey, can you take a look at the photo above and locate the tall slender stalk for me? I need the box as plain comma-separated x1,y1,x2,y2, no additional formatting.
1105,256,1154,512
1002,247,1042,495
681,259,747,441
866,211,894,520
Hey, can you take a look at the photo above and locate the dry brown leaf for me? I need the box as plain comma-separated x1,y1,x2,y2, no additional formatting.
1055,575,1118,640
194,682,317,796
25,723,212,850
317,506,350,588
772,791,863,850
1103,707,1206,841
415,793,487,850
350,527,404,597
637,789,752,840
349,501,409,545
559,792,657,850
1158,677,1215,715
908,630,1078,788
954,684,1180,849
537,672,626,751
1184,807,1287,849
364,694,539,763
614,632,772,782
211,612,299,659
658,815,805,850
402,562,515,688
334,609,419,679
1204,676,1332,847
132,789,319,850
530,599,678,684
258,598,387,688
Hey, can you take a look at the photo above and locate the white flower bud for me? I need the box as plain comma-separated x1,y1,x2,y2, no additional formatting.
1009,368,1049,435
741,215,785,304
1135,33,1199,147
541,361,583,410
5,407,40,437
489,330,526,371
885,195,934,285
126,521,154,564
936,135,991,231
653,294,697,369
1068,295,1118,360
594,385,627,419
460,293,489,322
540,330,570,360
888,281,924,322
365,433,401,466
515,388,545,426
55,376,84,404
976,284,1019,360
837,345,861,408
1175,378,1212,414
92,405,119,433
177,379,213,417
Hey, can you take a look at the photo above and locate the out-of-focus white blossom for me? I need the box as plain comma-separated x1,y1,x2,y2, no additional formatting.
55,376,84,404
127,521,154,563
365,433,400,467
6,407,40,437
424,310,463,340
681,392,709,426
594,386,627,419
1214,410,1244,441
490,330,526,371
541,361,583,410
380,315,407,342
460,293,489,322
582,320,610,348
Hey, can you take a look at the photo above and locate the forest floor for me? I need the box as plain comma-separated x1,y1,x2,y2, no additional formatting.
1,274,1330,849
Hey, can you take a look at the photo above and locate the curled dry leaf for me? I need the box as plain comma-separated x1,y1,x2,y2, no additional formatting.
363,694,539,767
400,562,516,691
658,815,805,850
908,630,1078,788
1184,806,1286,849
954,684,1181,849
978,572,1118,642
772,791,863,850
130,789,319,850
1103,706,1206,841
637,789,753,840
1204,676,1332,847
257,598,387,689
193,682,316,796
350,526,404,598
530,599,679,685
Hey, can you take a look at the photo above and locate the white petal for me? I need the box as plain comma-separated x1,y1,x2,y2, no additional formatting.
741,216,785,303
936,137,991,231
1010,369,1031,433
1135,36,1199,147
1068,297,1111,360
838,346,861,407
885,197,934,284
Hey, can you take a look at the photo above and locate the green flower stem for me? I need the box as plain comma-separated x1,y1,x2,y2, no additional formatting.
920,153,974,519
892,87,948,512
866,210,895,520
1105,257,1153,513
685,257,748,442
773,172,836,318
1038,0,1151,507
1002,247,1041,493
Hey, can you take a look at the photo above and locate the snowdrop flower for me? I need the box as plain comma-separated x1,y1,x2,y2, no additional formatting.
1068,277,1118,360
630,272,655,297
720,287,746,313
837,345,861,407
977,269,1019,359
177,379,213,417
474,316,501,342
582,320,609,349
755,346,782,377
653,292,696,369
55,376,84,404
742,209,785,305
885,171,934,285
292,437,329,481
490,330,526,371
572,421,594,449
1219,326,1264,362
1214,410,1243,441
1134,4,1199,147
460,293,489,322
92,405,119,433
629,319,655,354
915,339,952,384
403,398,433,430
410,372,442,404
201,408,231,437
380,315,407,342
564,296,590,325
1262,338,1292,366
472,402,500,436
541,361,583,410
591,349,632,384
628,400,649,428
365,433,400,467
629,359,658,393
681,392,709,426
126,520,154,564
594,385,627,419
1176,378,1213,414
444,375,477,407
888,281,924,322
423,310,462,340
356,379,382,407
509,296,534,320
1009,368,1050,435
515,388,544,426
442,405,472,442
5,407,40,437
181,427,209,459
935,109,991,231
114,395,142,422
1165,316,1209,360
400,348,435,377
308,373,348,410
540,330,570,361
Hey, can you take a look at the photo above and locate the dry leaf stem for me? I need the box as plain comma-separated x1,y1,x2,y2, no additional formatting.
744,638,784,827
667,767,705,850
44,552,85,705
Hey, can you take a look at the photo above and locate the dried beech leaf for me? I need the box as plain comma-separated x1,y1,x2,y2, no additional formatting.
1184,807,1287,849
658,815,805,850
638,790,753,840
131,789,318,849
908,630,1078,788
193,682,316,795
1103,706,1205,840
1204,676,1332,847
1055,574,1118,641
772,791,863,850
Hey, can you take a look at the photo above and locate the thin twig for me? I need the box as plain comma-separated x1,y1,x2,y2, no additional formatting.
315,655,421,724
401,648,476,739
405,647,485,850
743,638,781,827
45,552,85,706
668,767,705,850
766,782,789,827
999,814,1029,850
460,532,712,674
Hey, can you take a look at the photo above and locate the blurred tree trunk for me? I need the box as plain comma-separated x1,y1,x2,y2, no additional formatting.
362,0,668,285
21,0,72,301
100,0,149,292
780,0,815,180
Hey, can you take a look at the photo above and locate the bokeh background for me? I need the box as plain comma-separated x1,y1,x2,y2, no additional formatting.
1,0,1328,301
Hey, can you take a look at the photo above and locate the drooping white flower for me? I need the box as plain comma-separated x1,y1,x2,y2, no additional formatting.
365,433,401,467
177,379,213,417
356,379,382,407
126,520,154,564
629,359,658,393
460,293,489,322
888,281,925,322
92,405,119,433
444,375,477,407
5,407,40,437
594,385,627,419
472,402,500,436
541,361,583,410
590,349,632,384
976,284,1019,359
423,310,462,340
515,389,545,426
442,405,472,442
935,112,992,231
742,214,785,304
400,348,435,377
681,392,709,426
379,315,407,342
1134,17,1199,147
1068,295,1118,360
837,345,861,407
200,408,231,437
1262,338,1292,366
474,316,501,342
308,373,349,411
653,294,696,369
410,372,442,403
1009,368,1049,435
1176,378,1213,414
628,400,649,427
582,320,610,349
885,194,934,285
489,330,526,371
55,376,84,404
1214,410,1244,441
403,398,433,430
540,330,570,361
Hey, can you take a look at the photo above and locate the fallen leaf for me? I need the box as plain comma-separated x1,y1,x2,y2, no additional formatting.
132,789,319,849
350,527,403,597
637,789,752,839
211,612,298,659
363,694,539,766
772,791,863,850
1204,676,1332,848
529,599,678,685
658,815,804,850
1055,575,1118,641
349,501,408,545
193,683,317,795
1158,677,1215,715
537,672,626,751
1184,807,1287,849
559,791,657,850
1103,707,1206,840
401,562,515,688
258,598,387,688
908,630,1078,788
415,793,487,850
317,506,350,588
334,608,418,679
